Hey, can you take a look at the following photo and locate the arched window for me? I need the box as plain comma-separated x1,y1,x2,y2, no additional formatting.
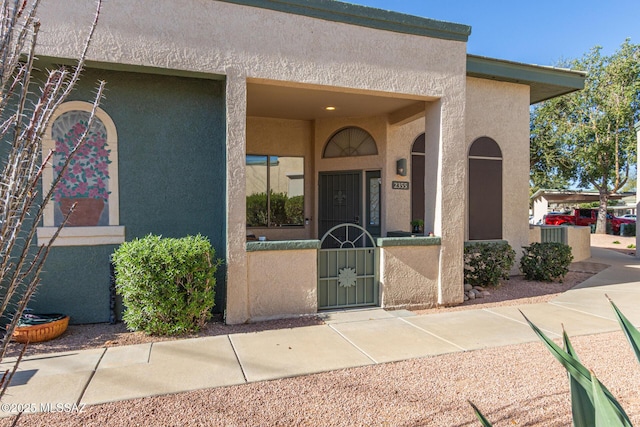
323,127,378,158
468,137,502,240
38,101,124,246
411,133,425,224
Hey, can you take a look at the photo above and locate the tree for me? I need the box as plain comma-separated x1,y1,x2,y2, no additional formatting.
0,0,102,406
530,40,640,233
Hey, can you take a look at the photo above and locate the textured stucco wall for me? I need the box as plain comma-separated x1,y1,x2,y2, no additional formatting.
31,68,227,323
465,77,530,268
37,1,466,94
247,249,317,320
380,245,440,309
386,118,425,233
566,226,591,262
225,71,249,325
36,0,467,323
529,226,542,244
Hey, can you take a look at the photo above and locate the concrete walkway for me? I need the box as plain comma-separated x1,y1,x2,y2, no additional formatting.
1,247,639,416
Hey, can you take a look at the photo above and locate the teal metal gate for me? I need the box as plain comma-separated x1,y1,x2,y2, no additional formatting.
317,223,378,309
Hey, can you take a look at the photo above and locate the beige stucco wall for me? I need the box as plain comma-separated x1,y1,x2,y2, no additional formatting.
246,117,314,240
529,226,542,244
247,249,317,321
37,0,467,324
386,118,425,233
465,77,531,270
380,245,441,309
566,226,591,262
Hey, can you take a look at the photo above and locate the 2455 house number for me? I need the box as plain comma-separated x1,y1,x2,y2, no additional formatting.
392,181,409,190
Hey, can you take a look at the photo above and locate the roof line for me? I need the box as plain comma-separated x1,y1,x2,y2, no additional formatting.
215,0,471,42
467,54,586,104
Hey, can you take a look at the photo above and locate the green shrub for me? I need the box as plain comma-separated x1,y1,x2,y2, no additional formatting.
285,195,304,225
463,242,515,287
268,191,288,225
246,192,304,226
246,192,268,227
520,242,573,282
112,234,221,336
620,222,636,237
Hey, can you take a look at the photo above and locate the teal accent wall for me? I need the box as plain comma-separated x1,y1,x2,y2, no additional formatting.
29,69,227,323
37,246,117,323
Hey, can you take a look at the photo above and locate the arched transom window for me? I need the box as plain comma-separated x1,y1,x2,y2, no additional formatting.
323,127,378,158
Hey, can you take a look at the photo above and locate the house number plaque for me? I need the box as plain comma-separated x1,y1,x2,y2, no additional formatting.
392,181,409,190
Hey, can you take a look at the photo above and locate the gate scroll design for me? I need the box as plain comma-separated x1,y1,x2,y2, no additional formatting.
317,223,378,309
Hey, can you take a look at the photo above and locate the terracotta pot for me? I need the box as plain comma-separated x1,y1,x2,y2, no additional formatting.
60,197,105,226
12,315,69,343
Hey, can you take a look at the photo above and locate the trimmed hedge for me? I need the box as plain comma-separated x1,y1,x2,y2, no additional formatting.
112,234,221,335
520,242,573,282
246,191,304,227
464,242,516,287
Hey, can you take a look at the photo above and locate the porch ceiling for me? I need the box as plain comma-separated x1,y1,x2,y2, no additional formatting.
247,82,427,121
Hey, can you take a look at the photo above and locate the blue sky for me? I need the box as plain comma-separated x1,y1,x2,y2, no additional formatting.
346,1,640,65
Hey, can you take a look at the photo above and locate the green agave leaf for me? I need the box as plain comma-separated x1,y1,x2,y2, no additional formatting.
607,295,640,364
591,371,628,427
468,400,493,427
563,326,595,427
520,311,632,427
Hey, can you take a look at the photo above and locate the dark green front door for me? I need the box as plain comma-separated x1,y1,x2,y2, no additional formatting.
318,171,362,242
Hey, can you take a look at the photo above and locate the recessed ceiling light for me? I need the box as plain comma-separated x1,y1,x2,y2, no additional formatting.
325,106,336,111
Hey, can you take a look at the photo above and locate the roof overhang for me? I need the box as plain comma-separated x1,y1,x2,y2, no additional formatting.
531,189,628,204
467,55,586,104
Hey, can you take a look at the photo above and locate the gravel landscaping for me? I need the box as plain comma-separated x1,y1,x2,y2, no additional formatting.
3,234,639,426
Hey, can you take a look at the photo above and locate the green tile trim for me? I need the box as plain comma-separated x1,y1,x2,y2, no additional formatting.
216,0,471,42
377,236,441,247
635,121,640,132
246,239,321,251
464,240,509,247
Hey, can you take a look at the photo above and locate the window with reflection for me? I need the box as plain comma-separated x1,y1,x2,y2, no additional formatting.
246,155,304,227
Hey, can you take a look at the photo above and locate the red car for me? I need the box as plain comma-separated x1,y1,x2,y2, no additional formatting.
544,208,634,234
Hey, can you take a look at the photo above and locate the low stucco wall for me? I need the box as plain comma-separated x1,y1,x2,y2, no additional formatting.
528,225,591,262
379,238,442,310
529,226,542,244
566,226,591,262
246,241,319,322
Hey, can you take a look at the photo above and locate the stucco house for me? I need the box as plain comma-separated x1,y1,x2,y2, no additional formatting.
30,0,585,324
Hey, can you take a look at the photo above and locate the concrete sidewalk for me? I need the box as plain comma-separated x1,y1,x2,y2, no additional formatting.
1,247,639,416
